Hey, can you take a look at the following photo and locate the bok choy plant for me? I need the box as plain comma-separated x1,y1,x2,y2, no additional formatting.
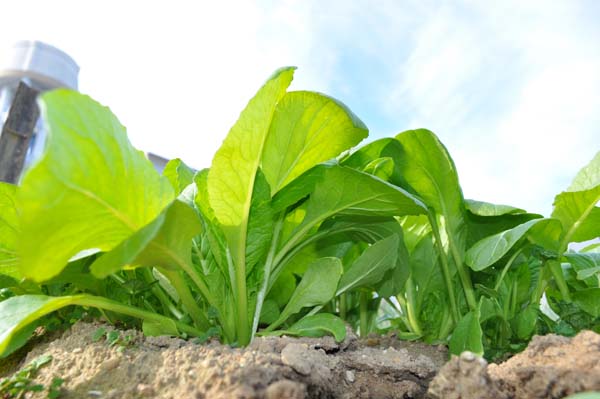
338,130,599,358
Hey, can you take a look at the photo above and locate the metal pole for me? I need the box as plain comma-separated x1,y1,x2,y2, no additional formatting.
0,82,40,184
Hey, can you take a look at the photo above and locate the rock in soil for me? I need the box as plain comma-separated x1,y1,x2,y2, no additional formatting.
0,322,447,398
428,330,600,399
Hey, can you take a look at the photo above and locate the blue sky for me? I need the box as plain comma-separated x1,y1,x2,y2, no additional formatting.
1,0,599,216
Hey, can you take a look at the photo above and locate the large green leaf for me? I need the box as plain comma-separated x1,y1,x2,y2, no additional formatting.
206,68,294,343
0,294,195,358
291,165,426,239
90,200,201,277
465,219,561,271
552,151,600,248
18,90,174,282
0,295,79,357
392,129,467,258
267,257,342,330
336,235,399,295
261,91,368,194
0,183,19,279
207,67,294,251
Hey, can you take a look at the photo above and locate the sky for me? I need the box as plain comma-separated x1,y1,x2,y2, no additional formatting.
0,0,599,216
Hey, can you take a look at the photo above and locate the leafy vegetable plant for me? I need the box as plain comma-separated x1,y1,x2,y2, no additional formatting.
343,131,599,357
0,67,598,360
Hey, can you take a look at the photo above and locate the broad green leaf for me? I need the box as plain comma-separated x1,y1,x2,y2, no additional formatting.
291,165,426,239
552,151,600,247
18,90,174,282
392,129,467,259
268,257,342,330
449,308,483,356
573,288,600,317
341,138,395,170
207,67,294,258
90,200,201,278
465,199,527,216
0,294,191,357
0,295,79,357
0,183,19,279
564,253,600,285
336,235,399,295
207,68,294,342
261,91,368,194
163,158,195,194
466,219,561,271
263,314,346,341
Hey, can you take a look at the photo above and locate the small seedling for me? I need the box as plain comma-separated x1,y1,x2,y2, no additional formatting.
0,355,62,399
92,327,135,352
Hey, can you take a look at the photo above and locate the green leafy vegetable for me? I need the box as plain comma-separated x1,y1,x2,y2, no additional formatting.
18,90,174,282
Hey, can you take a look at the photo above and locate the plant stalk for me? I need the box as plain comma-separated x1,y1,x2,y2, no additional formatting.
405,277,423,336
74,294,202,336
251,214,285,339
161,268,210,330
428,214,460,322
339,293,347,320
359,291,369,338
547,259,572,302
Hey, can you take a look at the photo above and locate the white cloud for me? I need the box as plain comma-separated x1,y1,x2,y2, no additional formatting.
379,1,600,215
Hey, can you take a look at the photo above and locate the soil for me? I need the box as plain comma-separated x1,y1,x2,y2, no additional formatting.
1,323,599,399
429,330,600,399
0,322,446,399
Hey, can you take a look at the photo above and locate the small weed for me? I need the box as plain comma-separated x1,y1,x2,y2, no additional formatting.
92,327,135,352
0,355,63,399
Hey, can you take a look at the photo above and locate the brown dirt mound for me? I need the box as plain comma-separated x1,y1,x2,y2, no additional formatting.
428,330,600,399
1,322,447,398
